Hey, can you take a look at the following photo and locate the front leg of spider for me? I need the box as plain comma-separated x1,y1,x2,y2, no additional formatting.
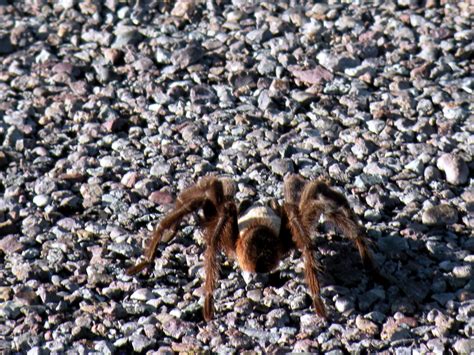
203,200,238,321
126,177,239,321
125,197,203,276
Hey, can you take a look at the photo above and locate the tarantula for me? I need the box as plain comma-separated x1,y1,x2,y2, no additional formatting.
127,174,377,321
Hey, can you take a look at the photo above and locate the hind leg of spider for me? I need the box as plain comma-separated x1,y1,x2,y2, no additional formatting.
298,179,381,279
280,203,326,317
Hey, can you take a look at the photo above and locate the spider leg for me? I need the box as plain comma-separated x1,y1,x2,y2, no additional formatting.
127,176,231,276
283,203,327,318
127,176,240,321
325,210,377,273
324,208,390,286
126,197,211,275
300,180,376,272
203,201,238,321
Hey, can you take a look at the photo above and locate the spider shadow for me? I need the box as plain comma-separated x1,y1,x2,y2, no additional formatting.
315,235,375,287
310,234,403,319
267,270,292,289
374,224,472,314
316,225,471,320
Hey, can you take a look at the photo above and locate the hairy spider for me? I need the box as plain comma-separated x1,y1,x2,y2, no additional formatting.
126,174,377,321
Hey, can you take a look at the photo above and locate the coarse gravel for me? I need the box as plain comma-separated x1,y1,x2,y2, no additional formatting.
0,0,472,353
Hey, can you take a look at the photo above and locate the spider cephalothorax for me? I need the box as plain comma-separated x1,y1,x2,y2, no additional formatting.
127,174,377,321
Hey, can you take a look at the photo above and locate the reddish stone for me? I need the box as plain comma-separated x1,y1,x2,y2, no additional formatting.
149,190,174,205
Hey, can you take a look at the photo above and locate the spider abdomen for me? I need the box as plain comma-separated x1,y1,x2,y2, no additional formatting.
237,205,281,234
236,205,282,273
236,226,281,273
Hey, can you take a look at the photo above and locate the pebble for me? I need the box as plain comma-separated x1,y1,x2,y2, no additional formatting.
317,50,360,72
405,159,424,175
355,315,379,335
171,44,204,69
452,265,472,279
436,153,469,185
0,235,23,254
149,190,174,205
433,313,454,337
270,158,294,176
366,120,386,134
335,297,354,313
150,162,173,177
190,85,217,106
424,166,441,182
443,106,468,121
265,308,290,328
422,204,458,226
33,194,50,207
113,26,143,48
247,289,262,303
160,315,192,339
290,66,334,85
130,289,155,302
0,33,14,54
366,311,386,324
130,333,155,353
453,338,474,355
